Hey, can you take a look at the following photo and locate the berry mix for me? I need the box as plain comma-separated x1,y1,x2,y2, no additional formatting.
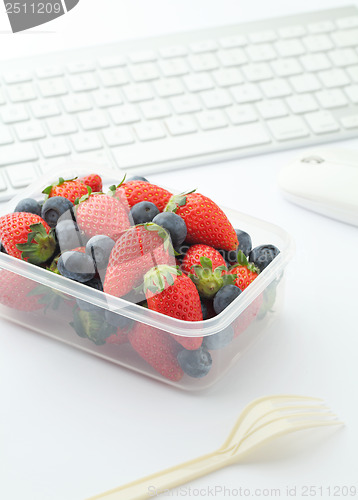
0,173,280,382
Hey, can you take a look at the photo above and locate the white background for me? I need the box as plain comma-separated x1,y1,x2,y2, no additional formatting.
1,1,358,499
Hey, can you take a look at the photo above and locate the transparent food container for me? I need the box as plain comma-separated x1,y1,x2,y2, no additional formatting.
0,165,294,390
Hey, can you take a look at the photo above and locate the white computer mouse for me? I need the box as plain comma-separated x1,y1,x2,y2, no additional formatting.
278,148,358,227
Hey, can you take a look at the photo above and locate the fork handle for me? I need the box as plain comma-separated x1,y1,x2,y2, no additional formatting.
88,450,231,500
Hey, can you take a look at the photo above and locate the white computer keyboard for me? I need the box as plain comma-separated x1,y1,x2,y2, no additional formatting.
0,5,358,201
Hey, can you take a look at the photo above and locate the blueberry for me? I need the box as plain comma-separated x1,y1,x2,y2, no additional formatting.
57,251,96,283
203,325,234,350
14,198,42,216
56,219,83,251
104,309,134,330
222,229,252,263
130,201,160,225
152,212,187,247
177,347,212,378
76,277,104,313
213,285,241,315
249,244,280,272
41,196,74,228
201,300,209,320
127,175,149,182
86,235,115,270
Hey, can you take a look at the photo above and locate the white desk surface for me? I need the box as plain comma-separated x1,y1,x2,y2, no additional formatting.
1,1,358,499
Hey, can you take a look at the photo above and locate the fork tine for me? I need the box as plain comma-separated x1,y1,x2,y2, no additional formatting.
221,395,325,450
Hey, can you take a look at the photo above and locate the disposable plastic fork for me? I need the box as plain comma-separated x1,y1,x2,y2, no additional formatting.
88,395,343,500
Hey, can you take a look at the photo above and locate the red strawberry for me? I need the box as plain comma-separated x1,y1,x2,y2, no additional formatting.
78,174,102,193
103,224,174,298
106,327,130,345
128,323,183,381
229,250,259,291
165,192,238,251
0,213,56,264
116,181,172,212
43,177,89,204
76,193,130,241
143,265,203,350
182,244,235,299
0,270,45,311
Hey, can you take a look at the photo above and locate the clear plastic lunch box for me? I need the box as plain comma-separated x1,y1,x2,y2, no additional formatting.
0,165,294,390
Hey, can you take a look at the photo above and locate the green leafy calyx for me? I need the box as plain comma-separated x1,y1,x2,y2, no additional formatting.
143,265,181,295
16,223,56,264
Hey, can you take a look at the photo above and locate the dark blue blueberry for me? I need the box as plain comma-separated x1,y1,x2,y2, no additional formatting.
57,251,96,283
249,244,280,272
203,325,234,350
200,300,208,320
222,229,252,264
130,201,160,225
104,309,134,330
14,197,42,216
56,219,83,251
152,212,187,247
76,278,104,313
127,175,149,182
41,196,74,228
177,347,212,378
213,285,241,315
86,235,115,270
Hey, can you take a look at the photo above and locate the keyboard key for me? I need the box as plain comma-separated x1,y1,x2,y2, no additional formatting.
196,110,228,130
92,89,122,108
129,50,157,63
347,65,358,83
271,58,302,77
0,172,7,192
345,85,358,104
112,123,270,168
103,127,135,146
275,39,305,57
109,105,141,125
219,35,247,48
123,83,153,103
134,121,166,141
183,73,215,92
226,105,258,124
69,73,98,92
39,138,71,158
7,83,36,102
0,143,38,166
300,53,331,72
166,116,198,135
38,78,68,97
99,68,129,87
200,89,232,109
3,70,32,84
47,116,78,135
129,63,159,82
286,94,318,114
260,78,291,98
290,74,321,93
242,63,273,82
267,116,309,140
246,44,276,62
62,94,93,113
159,58,189,77
71,132,103,152
315,89,348,109
78,110,109,130
35,65,63,79
190,40,217,53
231,83,262,103
256,99,288,119
159,45,188,58
188,53,219,72
304,111,339,134
154,78,184,97
6,163,38,188
307,21,335,34
72,151,114,170
1,104,28,123
0,89,5,105
31,99,61,118
171,94,202,114
278,25,306,39
331,29,358,48
67,61,96,74
340,115,358,129
249,30,277,44
336,16,358,29
217,49,247,67
212,68,243,87
318,68,350,88
0,126,13,145
98,55,127,68
302,34,333,52
15,121,46,141
140,100,171,120
328,49,358,67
